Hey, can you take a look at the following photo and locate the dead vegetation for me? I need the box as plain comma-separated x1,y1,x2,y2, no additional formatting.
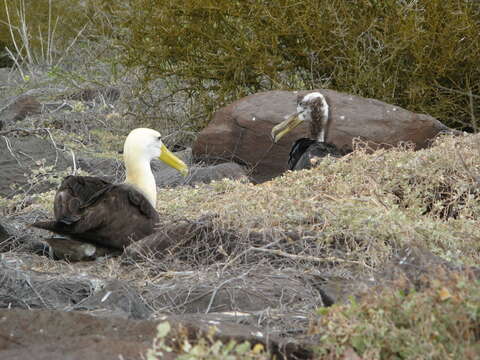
2,130,480,358
1,1,479,358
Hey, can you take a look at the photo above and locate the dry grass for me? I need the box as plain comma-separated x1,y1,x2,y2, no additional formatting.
9,132,479,273
3,132,480,358
5,132,480,282
311,272,480,359
155,134,480,270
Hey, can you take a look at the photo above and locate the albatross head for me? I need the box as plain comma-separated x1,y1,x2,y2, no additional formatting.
271,92,329,143
123,128,188,206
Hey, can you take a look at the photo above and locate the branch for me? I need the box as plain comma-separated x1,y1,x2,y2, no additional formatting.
0,128,50,136
251,247,367,267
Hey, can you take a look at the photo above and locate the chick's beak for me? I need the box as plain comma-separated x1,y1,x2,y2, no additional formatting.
159,144,188,176
271,113,305,143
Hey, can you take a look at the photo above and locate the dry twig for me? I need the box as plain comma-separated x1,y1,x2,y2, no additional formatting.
250,247,367,267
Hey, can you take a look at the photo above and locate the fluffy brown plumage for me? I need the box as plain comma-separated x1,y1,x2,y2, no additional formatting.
33,176,159,249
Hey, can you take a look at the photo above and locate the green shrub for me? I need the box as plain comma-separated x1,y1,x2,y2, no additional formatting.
104,0,480,129
0,0,108,66
311,275,480,359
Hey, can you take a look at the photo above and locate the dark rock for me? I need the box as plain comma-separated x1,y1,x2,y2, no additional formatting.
0,211,53,254
77,149,249,188
71,280,152,319
0,95,42,125
0,261,96,310
193,89,452,182
156,162,249,188
77,156,125,183
0,219,13,243
0,134,71,198
377,245,479,289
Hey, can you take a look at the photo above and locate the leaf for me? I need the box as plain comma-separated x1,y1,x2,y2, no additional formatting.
351,335,366,354
252,343,265,354
156,321,171,338
235,341,251,354
438,287,452,301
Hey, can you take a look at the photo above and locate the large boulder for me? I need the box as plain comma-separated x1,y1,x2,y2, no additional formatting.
193,89,452,182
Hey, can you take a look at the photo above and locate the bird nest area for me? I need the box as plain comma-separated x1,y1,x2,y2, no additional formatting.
4,133,480,276
153,133,480,270
2,133,480,355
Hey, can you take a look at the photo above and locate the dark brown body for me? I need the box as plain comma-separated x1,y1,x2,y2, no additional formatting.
288,138,348,171
32,176,159,250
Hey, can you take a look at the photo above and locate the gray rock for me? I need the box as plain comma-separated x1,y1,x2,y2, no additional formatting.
77,148,249,188
193,89,452,182
0,219,13,242
0,260,150,319
0,212,53,254
0,95,41,126
77,156,125,183
0,134,72,198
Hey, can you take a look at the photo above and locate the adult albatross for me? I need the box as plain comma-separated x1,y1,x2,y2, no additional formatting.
271,92,346,171
32,128,188,250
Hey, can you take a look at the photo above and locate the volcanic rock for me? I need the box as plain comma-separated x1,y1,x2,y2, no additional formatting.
193,89,452,182
0,134,71,198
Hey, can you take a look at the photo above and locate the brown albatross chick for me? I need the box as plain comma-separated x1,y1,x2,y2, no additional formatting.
32,128,188,250
271,92,347,171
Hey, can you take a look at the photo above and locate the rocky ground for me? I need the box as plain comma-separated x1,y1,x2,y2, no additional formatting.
1,58,480,360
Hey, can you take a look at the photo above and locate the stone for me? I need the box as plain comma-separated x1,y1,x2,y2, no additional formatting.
193,89,452,182
0,134,71,198
77,148,249,188
156,162,248,188
0,219,13,244
0,95,42,125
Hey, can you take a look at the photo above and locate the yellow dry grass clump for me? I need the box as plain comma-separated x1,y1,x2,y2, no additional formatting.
157,134,480,268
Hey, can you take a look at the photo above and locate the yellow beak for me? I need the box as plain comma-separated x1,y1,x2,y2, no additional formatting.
271,113,304,143
159,144,188,176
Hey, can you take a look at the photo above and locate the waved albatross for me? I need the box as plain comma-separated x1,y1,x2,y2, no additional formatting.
32,128,188,250
271,92,346,171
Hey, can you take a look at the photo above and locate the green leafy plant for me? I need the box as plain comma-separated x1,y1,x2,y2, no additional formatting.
146,321,269,360
311,275,480,359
